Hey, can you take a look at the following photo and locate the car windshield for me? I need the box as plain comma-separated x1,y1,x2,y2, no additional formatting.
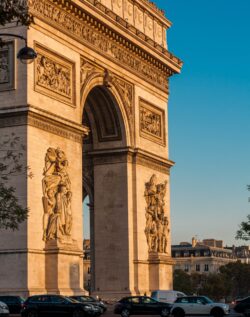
202,297,213,304
65,297,77,303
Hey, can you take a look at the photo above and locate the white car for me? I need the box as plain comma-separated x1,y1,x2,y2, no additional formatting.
0,300,9,317
170,296,229,317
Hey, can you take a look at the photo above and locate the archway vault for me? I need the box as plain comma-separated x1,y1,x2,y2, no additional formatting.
80,63,134,147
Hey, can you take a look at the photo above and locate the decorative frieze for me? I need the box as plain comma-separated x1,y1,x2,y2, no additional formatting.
34,44,75,105
0,41,15,91
139,99,165,145
28,0,174,92
144,174,170,254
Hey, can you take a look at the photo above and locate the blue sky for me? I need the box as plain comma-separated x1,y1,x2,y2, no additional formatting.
84,1,250,247
156,0,250,246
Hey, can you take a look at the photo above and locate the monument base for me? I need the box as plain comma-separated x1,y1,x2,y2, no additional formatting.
43,239,85,295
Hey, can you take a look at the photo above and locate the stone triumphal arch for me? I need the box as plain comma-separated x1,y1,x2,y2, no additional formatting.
0,0,182,298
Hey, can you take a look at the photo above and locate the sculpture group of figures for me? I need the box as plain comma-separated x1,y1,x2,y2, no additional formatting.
37,55,71,97
42,147,72,242
144,174,169,253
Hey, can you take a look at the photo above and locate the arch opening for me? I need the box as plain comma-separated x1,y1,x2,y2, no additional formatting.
82,85,128,294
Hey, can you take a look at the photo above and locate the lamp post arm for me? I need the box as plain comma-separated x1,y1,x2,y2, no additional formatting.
0,33,27,45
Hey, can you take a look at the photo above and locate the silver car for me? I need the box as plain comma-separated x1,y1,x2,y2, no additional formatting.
0,301,9,317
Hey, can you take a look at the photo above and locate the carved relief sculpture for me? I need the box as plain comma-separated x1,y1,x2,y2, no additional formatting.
42,147,72,242
35,44,75,105
140,99,165,145
144,174,169,253
0,49,9,84
0,41,15,91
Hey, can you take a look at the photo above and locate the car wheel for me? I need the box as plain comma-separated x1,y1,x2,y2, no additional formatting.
73,309,83,317
211,308,224,317
173,308,185,317
27,310,38,317
161,308,169,317
121,309,130,317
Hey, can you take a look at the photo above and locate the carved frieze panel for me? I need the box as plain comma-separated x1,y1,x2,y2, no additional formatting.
139,99,165,145
0,41,15,91
124,0,134,25
112,76,133,121
42,147,72,242
29,0,170,92
144,174,170,254
34,44,75,106
80,58,102,89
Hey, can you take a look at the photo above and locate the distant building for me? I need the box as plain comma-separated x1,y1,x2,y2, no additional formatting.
83,239,91,292
226,245,250,264
172,237,237,274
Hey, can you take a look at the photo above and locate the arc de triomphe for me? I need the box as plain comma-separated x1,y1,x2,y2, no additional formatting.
0,0,182,298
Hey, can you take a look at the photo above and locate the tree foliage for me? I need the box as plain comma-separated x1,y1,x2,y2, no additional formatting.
0,0,31,26
236,214,250,241
0,133,31,230
174,262,250,301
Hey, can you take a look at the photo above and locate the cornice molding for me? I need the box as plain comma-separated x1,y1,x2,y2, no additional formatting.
28,0,182,92
88,147,173,174
0,105,88,143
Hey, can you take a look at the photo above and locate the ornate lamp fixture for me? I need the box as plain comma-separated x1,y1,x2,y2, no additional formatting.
0,33,37,64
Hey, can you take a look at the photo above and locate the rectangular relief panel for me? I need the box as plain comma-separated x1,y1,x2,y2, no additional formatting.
0,41,15,91
139,98,166,146
34,43,75,106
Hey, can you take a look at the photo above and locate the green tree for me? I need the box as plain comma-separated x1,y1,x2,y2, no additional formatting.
173,270,193,294
220,262,250,298
199,273,230,301
236,186,250,241
0,0,31,26
236,214,250,241
0,133,31,230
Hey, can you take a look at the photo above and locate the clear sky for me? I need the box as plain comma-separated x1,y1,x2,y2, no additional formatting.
155,0,250,246
84,1,250,247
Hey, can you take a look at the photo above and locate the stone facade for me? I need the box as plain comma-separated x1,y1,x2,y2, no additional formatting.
0,0,182,298
172,238,237,274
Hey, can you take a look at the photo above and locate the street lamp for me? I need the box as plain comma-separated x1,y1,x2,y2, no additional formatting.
0,33,37,64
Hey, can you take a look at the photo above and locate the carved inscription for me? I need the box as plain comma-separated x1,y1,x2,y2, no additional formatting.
35,44,75,105
139,99,165,144
42,148,72,242
144,174,169,254
29,0,168,92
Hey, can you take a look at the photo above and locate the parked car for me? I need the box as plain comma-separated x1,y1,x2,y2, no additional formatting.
21,294,101,317
114,296,171,317
0,301,9,317
70,296,107,313
170,296,229,317
0,296,25,314
234,296,250,314
151,291,186,304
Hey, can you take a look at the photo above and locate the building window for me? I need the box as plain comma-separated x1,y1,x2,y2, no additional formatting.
204,264,209,272
195,251,200,257
196,264,200,272
87,267,91,274
183,252,189,257
175,252,181,257
204,251,210,256
184,264,189,272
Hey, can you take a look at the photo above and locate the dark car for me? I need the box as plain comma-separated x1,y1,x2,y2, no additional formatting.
21,294,100,317
0,296,25,314
70,296,107,313
114,296,171,317
234,296,250,314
